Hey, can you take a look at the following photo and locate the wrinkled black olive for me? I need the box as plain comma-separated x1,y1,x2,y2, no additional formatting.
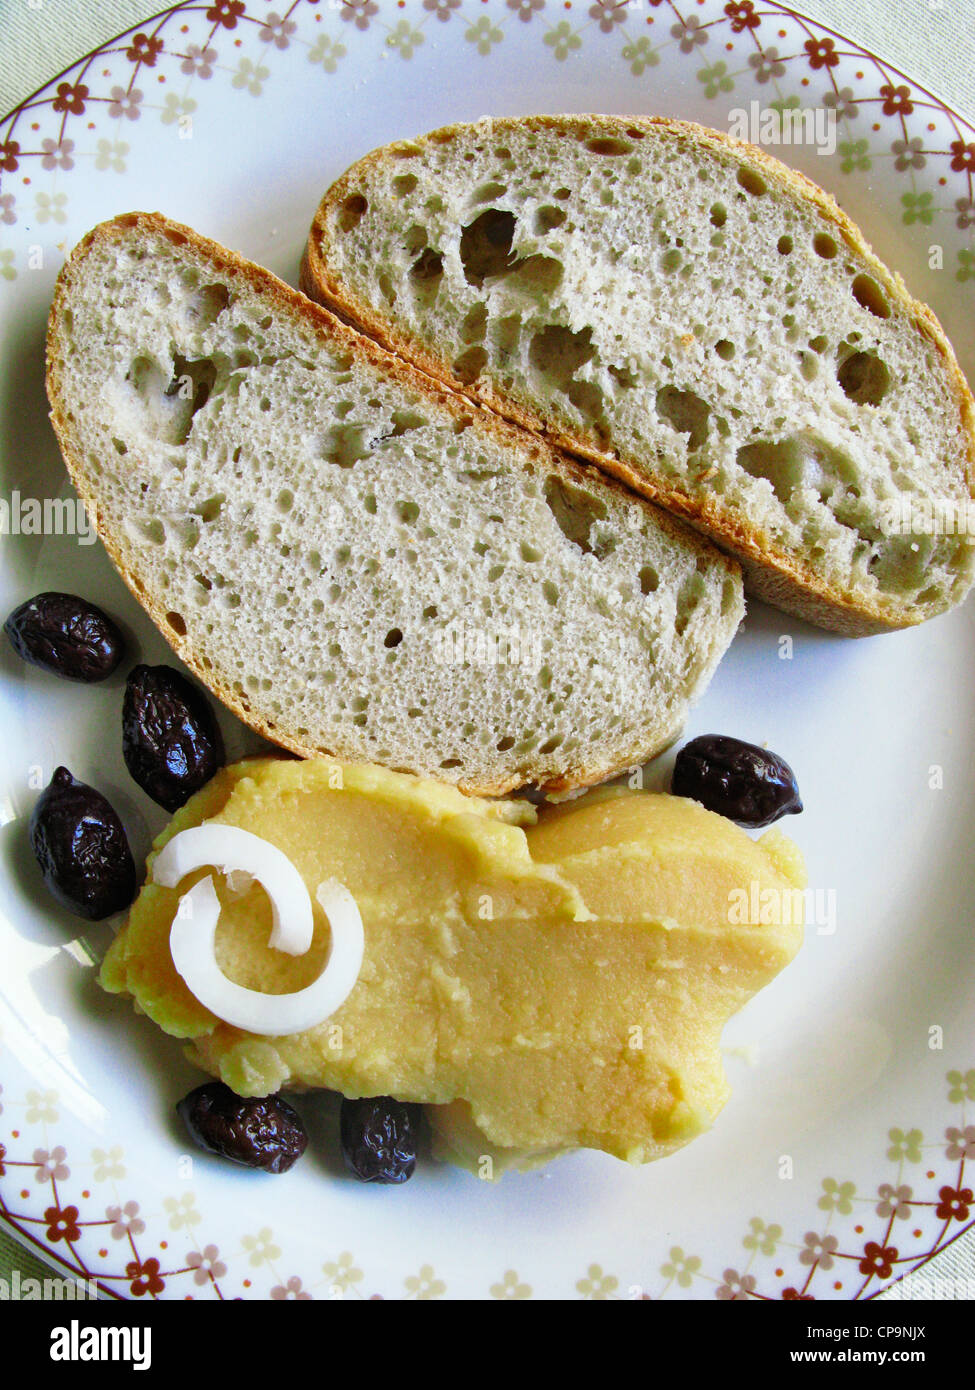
671,734,803,828
122,664,224,811
340,1095,418,1184
177,1081,307,1174
4,592,124,682
29,766,136,919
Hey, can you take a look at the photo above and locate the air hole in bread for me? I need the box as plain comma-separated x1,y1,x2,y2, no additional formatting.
186,282,231,327
851,274,890,319
639,564,660,595
655,385,711,451
520,541,542,562
460,303,488,344
454,345,488,383
837,350,890,406
736,167,766,196
542,581,559,607
535,205,567,235
496,736,515,752
529,324,596,393
709,203,727,228
543,475,607,556
538,735,563,755
813,232,838,259
586,137,634,157
393,174,417,197
321,422,369,468
396,500,420,524
338,194,368,232
472,181,508,204
714,339,735,361
460,209,517,286
736,432,858,508
777,235,793,255
112,437,128,455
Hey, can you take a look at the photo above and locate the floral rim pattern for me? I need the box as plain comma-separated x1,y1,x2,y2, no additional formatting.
0,0,973,285
1,1062,974,1298
0,0,974,1298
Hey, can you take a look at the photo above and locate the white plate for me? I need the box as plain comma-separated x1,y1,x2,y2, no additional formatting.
1,0,974,1301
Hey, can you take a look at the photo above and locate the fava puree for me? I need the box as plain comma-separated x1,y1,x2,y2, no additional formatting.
100,757,805,1172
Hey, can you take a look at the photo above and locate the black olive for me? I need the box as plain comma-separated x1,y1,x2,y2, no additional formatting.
29,766,137,919
671,734,803,828
4,592,124,682
122,664,224,812
340,1095,419,1184
177,1081,307,1174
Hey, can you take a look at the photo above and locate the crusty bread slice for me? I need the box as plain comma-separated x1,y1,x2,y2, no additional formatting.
303,114,975,636
47,212,743,795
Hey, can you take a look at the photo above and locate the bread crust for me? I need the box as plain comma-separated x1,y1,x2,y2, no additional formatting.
46,210,742,796
303,113,975,638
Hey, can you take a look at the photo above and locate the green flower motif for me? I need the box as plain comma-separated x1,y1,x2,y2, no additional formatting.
232,58,270,96
308,34,347,72
659,1246,701,1289
901,191,934,226
697,61,733,99
91,1145,126,1181
242,1227,281,1267
25,1087,59,1122
466,15,503,56
404,1263,446,1299
0,248,16,282
839,139,871,174
163,1192,201,1231
887,1127,924,1163
35,192,67,226
818,1177,856,1214
544,21,581,61
322,1251,363,1293
490,1269,531,1299
386,20,425,60
769,95,801,117
160,92,197,126
576,1263,618,1299
94,138,129,173
957,250,975,283
622,37,659,76
947,1068,975,1100
742,1217,782,1256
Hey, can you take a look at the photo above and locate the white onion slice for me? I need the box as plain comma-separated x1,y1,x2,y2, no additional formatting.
153,825,313,955
169,874,364,1037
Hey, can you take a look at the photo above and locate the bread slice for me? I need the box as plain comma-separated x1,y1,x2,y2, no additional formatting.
46,212,743,795
303,114,975,636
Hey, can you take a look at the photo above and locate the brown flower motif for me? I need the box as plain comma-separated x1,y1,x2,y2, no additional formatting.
108,86,143,120
946,1125,975,1159
0,140,20,172
724,0,760,31
126,33,164,66
187,1244,227,1285
259,11,297,47
181,44,218,78
40,139,75,172
52,81,89,115
126,1257,165,1297
0,1142,6,1175
891,137,925,171
876,1183,913,1220
341,0,379,29
507,0,544,21
424,0,461,19
748,47,785,83
588,0,626,32
271,1275,312,1300
804,36,838,70
858,1241,897,1280
206,0,246,28
935,1184,973,1222
44,1203,81,1244
782,1287,814,1300
956,198,975,230
716,1268,756,1300
33,1145,70,1181
671,16,708,53
880,84,914,117
107,1201,145,1240
949,139,975,174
